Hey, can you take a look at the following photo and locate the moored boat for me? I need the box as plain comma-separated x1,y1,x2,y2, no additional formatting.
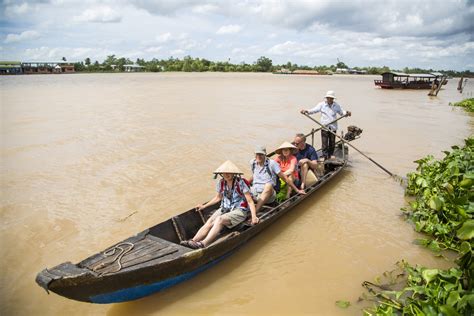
374,71,447,89
35,127,361,304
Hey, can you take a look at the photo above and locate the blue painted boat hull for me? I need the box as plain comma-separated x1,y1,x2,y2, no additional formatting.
90,251,232,303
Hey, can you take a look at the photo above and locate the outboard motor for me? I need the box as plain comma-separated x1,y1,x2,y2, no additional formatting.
344,125,363,141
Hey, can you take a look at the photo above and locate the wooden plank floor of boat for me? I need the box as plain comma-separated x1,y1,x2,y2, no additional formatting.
81,235,190,275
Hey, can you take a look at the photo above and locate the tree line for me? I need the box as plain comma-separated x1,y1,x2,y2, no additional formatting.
72,55,473,77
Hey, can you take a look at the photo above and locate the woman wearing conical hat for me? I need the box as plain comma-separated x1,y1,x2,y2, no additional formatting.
274,142,300,200
181,160,258,249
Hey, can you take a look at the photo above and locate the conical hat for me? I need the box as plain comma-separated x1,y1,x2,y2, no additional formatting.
305,169,318,187
275,141,297,155
213,160,243,174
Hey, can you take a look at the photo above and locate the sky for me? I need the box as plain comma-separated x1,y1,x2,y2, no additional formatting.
1,0,473,71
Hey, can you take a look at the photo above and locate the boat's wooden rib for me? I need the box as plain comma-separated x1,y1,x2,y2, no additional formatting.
36,138,355,304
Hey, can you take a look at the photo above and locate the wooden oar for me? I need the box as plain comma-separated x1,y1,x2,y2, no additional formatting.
302,113,395,177
302,114,348,137
267,114,348,157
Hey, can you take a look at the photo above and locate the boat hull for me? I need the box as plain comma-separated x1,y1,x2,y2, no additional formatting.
36,145,349,303
89,251,234,303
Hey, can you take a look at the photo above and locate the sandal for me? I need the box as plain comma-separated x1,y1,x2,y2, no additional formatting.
187,240,205,249
180,240,192,247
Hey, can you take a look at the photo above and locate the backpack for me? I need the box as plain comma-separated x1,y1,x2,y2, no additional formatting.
251,159,280,193
219,177,250,211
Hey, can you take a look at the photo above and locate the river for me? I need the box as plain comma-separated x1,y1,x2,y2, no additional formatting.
1,73,472,315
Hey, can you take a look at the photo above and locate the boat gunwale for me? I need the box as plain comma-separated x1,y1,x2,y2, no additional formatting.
38,137,353,302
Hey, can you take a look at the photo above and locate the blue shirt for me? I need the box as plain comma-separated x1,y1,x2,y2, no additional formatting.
216,178,250,211
296,143,318,161
307,101,346,130
250,158,281,193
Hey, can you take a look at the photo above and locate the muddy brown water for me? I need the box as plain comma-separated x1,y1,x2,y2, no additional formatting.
1,73,473,315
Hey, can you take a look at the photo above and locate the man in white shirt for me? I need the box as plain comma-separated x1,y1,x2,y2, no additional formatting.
300,90,351,159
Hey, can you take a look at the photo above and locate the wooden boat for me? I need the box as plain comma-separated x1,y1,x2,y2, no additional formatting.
35,129,359,304
374,71,448,89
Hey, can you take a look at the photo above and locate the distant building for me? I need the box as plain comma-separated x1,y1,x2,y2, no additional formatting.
335,68,349,74
59,64,75,73
348,69,368,74
0,61,23,74
21,62,75,74
124,64,144,72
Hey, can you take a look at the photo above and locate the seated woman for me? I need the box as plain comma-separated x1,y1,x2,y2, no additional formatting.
181,160,258,249
274,142,300,199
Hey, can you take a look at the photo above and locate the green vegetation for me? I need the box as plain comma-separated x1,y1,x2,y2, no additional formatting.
362,260,473,315
336,300,351,309
404,138,473,254
450,99,474,112
71,54,474,77
361,138,473,315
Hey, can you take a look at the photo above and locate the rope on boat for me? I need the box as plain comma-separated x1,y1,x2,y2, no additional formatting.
92,242,134,276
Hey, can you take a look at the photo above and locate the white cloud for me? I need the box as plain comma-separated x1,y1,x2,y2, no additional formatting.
129,0,197,15
145,46,163,53
74,6,122,23
4,2,31,16
268,41,327,58
156,32,172,43
170,49,185,55
216,24,242,34
0,0,472,70
22,46,112,62
232,48,244,54
4,31,40,44
23,46,58,60
69,47,94,59
192,4,219,14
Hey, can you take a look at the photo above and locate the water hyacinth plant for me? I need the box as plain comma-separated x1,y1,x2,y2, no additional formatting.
362,260,473,315
450,98,474,112
361,138,473,315
404,137,473,254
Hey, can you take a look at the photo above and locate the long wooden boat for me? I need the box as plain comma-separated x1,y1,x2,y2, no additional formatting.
374,71,447,89
35,132,358,304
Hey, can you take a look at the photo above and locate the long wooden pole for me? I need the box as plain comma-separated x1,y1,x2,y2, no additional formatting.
267,114,347,157
302,113,394,177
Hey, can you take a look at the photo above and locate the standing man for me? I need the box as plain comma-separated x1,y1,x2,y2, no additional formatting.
300,90,351,159
293,133,318,189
